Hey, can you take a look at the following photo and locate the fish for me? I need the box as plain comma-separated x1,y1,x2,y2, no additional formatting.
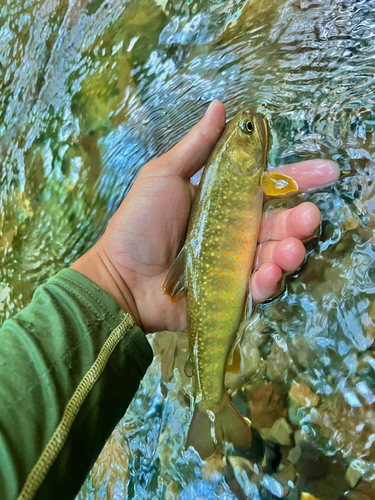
163,107,298,459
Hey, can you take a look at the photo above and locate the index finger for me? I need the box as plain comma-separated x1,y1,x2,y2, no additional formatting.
265,159,340,200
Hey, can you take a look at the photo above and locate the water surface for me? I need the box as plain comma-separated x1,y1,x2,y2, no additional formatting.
1,0,375,498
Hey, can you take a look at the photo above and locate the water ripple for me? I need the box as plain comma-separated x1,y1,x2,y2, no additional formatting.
1,0,375,497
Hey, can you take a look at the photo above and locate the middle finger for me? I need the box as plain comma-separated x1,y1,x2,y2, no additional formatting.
254,237,306,272
258,202,321,243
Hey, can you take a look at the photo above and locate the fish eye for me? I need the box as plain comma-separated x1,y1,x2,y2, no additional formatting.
240,120,254,134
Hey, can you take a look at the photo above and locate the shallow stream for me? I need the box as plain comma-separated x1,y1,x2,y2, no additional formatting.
1,0,375,498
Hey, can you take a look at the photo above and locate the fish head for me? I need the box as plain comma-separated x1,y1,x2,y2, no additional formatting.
225,108,269,177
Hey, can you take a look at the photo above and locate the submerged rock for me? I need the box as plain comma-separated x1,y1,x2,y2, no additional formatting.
248,383,288,431
343,480,375,500
345,459,370,489
301,494,319,500
289,382,320,408
260,418,293,447
294,444,349,500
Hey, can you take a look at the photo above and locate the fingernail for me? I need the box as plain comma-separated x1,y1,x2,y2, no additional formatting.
319,160,341,182
205,101,216,115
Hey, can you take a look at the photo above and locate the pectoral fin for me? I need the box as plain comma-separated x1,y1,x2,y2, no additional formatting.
261,172,298,196
227,290,253,374
162,247,187,302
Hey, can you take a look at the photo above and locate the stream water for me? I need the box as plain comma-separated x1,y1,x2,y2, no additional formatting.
1,0,375,498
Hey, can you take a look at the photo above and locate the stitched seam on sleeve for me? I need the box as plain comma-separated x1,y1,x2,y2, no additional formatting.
43,281,100,322
17,315,135,500
49,276,118,322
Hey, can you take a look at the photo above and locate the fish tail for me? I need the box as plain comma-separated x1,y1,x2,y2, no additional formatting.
186,392,252,459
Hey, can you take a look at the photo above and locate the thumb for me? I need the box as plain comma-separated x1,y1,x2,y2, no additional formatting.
159,101,226,179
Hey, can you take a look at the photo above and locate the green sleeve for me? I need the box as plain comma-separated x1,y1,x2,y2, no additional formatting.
0,268,154,500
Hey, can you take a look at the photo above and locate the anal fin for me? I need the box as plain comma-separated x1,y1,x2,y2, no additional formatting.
226,290,252,374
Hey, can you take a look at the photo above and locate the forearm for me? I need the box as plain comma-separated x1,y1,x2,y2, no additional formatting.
0,269,153,500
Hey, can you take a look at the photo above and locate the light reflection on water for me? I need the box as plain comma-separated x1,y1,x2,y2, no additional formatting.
1,0,375,498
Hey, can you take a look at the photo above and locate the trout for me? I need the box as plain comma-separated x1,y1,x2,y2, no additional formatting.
163,108,298,458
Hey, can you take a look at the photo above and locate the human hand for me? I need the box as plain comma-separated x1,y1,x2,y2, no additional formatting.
71,101,340,333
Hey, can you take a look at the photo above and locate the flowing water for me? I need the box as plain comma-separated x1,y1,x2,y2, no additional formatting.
1,0,375,498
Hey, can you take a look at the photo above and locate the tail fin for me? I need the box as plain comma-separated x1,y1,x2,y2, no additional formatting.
186,392,252,459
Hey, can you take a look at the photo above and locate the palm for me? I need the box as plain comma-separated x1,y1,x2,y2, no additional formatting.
102,164,193,332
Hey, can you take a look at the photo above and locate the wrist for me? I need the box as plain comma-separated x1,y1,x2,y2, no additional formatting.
70,243,142,329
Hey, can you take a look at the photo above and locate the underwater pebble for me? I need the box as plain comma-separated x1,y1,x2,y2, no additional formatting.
289,382,320,408
260,418,293,446
301,494,319,500
345,459,369,488
288,446,302,465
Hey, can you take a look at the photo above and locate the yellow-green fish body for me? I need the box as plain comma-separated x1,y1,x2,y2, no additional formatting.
185,110,267,457
163,107,298,458
186,123,265,407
